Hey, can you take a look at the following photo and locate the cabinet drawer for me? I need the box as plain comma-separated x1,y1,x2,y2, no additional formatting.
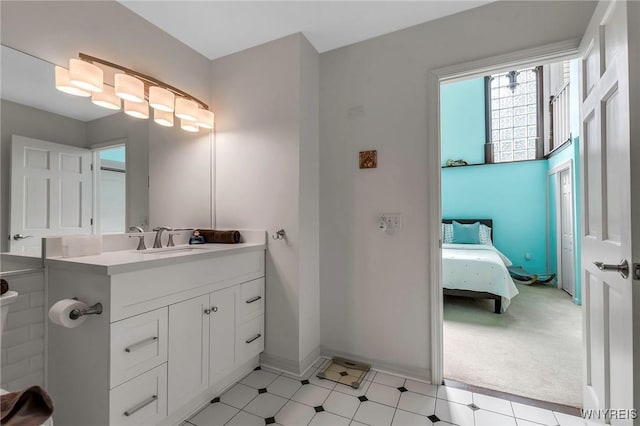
239,278,264,322
237,315,264,363
110,363,167,426
111,308,168,387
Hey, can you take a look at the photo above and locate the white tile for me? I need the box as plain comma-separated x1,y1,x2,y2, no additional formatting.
398,392,436,417
350,421,369,426
268,375,303,399
189,402,238,426
392,409,431,426
516,419,547,426
276,400,316,426
310,411,351,426
226,410,265,426
475,409,518,426
373,372,406,388
554,411,591,425
243,393,288,418
324,391,361,419
366,383,401,407
334,380,372,397
472,393,513,416
436,386,473,405
292,384,331,407
353,401,396,426
309,373,337,390
220,383,258,409
511,402,557,425
404,379,438,397
434,400,475,426
241,370,280,389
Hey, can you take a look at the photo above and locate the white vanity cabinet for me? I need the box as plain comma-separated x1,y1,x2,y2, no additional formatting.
46,244,265,426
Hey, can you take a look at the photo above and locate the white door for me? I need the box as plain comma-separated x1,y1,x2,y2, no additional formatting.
167,294,210,414
209,286,236,385
579,1,633,422
560,168,575,296
10,135,92,255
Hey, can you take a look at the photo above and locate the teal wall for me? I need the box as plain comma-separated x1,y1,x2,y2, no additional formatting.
440,78,485,166
442,161,548,272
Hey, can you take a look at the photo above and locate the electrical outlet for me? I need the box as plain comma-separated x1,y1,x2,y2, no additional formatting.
381,213,402,230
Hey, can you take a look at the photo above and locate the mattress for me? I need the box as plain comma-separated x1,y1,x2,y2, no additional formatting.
442,243,519,311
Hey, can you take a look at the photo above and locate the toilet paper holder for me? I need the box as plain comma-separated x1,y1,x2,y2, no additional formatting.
69,298,103,320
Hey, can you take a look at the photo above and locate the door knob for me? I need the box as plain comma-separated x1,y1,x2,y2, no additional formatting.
211,306,218,313
12,234,32,241
204,308,211,315
593,259,629,279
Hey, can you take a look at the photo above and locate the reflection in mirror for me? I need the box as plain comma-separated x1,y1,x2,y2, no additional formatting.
0,45,148,255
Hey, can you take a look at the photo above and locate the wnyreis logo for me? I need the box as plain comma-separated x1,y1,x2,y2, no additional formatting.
581,409,638,420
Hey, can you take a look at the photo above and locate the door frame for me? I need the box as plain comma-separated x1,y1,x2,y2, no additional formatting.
548,159,575,292
427,39,581,385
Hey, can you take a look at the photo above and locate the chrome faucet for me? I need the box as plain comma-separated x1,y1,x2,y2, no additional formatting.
152,226,173,248
128,226,146,250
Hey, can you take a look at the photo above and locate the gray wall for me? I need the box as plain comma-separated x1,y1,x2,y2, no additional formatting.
0,100,88,251
212,33,320,374
319,1,596,378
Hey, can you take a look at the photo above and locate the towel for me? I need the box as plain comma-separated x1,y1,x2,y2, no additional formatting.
1,386,54,426
1,279,8,295
196,230,241,244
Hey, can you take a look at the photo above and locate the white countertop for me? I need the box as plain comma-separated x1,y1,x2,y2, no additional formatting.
45,242,266,275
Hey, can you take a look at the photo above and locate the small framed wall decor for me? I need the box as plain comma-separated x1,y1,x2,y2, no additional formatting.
359,150,377,169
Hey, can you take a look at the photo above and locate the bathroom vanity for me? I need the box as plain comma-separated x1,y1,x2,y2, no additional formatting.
45,235,266,426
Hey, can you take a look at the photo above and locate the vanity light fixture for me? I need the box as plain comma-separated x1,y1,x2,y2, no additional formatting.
69,59,103,92
124,99,149,119
149,86,175,112
91,85,121,110
196,109,215,129
154,109,174,127
54,66,91,97
55,53,213,132
180,118,199,133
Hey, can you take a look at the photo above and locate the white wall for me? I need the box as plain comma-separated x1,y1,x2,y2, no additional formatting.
212,33,320,374
319,1,596,378
0,100,88,251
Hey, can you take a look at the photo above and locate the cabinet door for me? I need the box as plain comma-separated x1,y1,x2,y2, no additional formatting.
209,286,237,385
168,294,210,414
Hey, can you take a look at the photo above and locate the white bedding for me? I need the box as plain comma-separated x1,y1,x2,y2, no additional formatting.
442,244,519,311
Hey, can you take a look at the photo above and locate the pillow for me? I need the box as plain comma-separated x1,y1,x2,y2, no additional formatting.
443,223,454,243
452,221,480,244
479,224,493,245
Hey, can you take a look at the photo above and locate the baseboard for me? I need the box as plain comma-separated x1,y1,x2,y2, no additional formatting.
320,346,432,383
260,347,322,378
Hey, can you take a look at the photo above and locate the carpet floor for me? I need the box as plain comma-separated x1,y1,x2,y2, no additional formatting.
443,282,582,408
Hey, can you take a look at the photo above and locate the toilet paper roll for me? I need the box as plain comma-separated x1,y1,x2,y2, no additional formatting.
49,299,87,328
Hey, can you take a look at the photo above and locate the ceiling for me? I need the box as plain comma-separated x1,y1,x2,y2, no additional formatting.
1,46,117,122
119,1,493,60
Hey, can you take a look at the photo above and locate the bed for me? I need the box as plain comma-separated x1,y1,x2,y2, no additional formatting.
442,219,519,313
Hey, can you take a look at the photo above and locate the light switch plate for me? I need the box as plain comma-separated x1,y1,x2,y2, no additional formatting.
381,213,402,230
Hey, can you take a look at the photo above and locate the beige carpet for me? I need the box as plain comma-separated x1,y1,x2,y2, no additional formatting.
443,283,582,407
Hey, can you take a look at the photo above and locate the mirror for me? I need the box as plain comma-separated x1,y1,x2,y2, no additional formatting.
0,45,147,255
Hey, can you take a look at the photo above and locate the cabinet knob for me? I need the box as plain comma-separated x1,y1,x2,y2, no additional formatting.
211,306,218,313
204,308,211,315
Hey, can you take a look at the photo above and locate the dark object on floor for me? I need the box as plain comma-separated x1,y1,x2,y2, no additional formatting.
446,159,469,167
508,266,556,285
317,357,371,388
444,289,502,314
0,385,53,426
1,279,8,295
196,229,241,244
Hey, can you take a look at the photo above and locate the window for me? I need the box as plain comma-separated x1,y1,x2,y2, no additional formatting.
485,66,543,163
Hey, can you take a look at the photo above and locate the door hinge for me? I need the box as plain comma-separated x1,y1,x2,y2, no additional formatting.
90,218,94,226
634,263,640,280
90,163,93,171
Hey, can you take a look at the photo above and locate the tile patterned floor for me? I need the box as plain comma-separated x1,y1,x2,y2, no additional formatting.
184,359,594,426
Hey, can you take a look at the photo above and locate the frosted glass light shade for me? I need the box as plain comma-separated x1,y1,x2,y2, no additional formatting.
196,109,214,129
69,59,103,92
91,85,121,110
154,109,174,127
175,98,198,121
149,86,174,112
115,73,145,103
180,118,199,132
55,66,91,97
124,99,149,119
